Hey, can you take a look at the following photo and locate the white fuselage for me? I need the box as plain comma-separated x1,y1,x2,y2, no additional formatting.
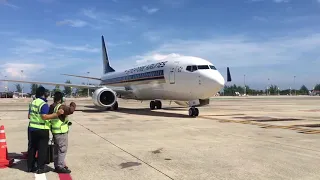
100,56,225,101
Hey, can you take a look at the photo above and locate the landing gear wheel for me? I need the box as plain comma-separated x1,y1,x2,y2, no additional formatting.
112,101,118,110
188,107,199,117
194,108,199,116
155,100,162,109
150,101,156,110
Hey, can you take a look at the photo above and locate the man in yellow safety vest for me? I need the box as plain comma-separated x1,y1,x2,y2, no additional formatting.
27,86,64,174
49,91,76,174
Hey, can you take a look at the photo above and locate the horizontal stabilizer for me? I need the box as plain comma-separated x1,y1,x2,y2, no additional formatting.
61,74,101,80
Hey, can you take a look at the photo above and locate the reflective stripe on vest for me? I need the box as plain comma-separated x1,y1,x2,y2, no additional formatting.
51,103,69,134
29,98,50,130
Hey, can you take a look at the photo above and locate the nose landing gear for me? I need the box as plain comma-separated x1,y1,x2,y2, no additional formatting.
150,100,162,110
189,107,199,117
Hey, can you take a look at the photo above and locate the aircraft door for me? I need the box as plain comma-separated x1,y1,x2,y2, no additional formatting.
169,61,179,84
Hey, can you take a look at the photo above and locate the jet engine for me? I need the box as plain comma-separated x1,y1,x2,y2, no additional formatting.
92,87,117,107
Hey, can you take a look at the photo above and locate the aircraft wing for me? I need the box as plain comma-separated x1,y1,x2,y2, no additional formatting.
0,79,100,89
60,74,101,80
0,79,134,98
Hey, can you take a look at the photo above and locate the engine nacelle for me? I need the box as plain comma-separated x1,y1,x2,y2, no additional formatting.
92,87,117,107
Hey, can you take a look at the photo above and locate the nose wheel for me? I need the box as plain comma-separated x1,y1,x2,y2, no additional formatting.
150,100,162,110
189,107,199,117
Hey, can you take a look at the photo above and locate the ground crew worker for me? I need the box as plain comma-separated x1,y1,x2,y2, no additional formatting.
27,86,64,174
49,91,76,174
26,95,37,161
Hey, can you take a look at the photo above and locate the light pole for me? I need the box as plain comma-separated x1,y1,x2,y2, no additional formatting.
87,72,90,97
21,70,24,98
267,78,270,96
244,74,246,96
293,76,296,96
4,76,7,98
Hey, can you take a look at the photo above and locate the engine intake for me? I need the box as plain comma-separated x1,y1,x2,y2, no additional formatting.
92,87,117,107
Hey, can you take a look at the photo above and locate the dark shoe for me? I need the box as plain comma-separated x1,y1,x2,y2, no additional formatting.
36,168,46,174
27,167,37,173
54,167,71,174
64,166,71,172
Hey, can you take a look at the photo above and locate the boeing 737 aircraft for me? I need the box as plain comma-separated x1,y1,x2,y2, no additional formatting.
0,36,232,117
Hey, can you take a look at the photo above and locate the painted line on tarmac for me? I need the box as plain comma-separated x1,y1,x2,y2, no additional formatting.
58,163,72,180
35,173,47,180
58,173,72,180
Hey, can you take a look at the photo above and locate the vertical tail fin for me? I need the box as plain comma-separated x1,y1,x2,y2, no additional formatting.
102,35,115,74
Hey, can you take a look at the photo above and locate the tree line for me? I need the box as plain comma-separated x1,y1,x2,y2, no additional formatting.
13,80,94,97
221,84,320,96
12,81,320,97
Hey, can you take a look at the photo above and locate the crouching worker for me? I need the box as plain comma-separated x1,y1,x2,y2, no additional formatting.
49,91,76,174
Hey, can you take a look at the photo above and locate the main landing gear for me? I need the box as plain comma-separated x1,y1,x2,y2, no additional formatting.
188,107,199,117
150,100,162,110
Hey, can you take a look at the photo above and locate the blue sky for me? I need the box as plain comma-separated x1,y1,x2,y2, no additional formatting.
0,0,320,93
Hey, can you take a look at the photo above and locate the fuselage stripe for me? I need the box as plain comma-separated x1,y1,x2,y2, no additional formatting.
102,70,165,85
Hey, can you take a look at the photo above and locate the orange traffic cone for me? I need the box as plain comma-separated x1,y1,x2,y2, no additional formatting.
0,125,14,168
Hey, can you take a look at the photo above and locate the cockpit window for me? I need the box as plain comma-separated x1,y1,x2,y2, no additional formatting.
186,65,216,72
192,65,198,71
186,66,192,71
186,65,198,72
209,65,216,70
197,65,209,69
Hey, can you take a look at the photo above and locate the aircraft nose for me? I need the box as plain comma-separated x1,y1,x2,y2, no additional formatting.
215,72,225,87
202,70,225,89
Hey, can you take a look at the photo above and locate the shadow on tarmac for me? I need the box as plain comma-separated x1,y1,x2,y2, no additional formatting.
7,153,54,173
77,106,192,118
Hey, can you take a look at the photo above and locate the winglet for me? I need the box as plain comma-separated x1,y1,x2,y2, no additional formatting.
227,67,232,82
102,35,115,74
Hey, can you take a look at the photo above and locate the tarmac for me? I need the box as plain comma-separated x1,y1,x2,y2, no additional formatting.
0,95,320,180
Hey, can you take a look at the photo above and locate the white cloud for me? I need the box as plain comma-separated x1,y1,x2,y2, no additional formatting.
56,19,88,27
134,53,181,64
0,63,46,79
58,45,99,53
0,0,19,9
80,8,137,27
250,0,289,2
160,0,187,7
142,28,178,42
133,33,320,68
37,0,55,2
142,31,161,42
82,8,98,19
113,15,136,23
12,38,99,54
142,6,159,14
252,16,268,22
108,41,132,47
273,0,289,2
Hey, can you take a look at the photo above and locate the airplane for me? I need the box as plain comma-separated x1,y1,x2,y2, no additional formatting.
0,36,232,117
